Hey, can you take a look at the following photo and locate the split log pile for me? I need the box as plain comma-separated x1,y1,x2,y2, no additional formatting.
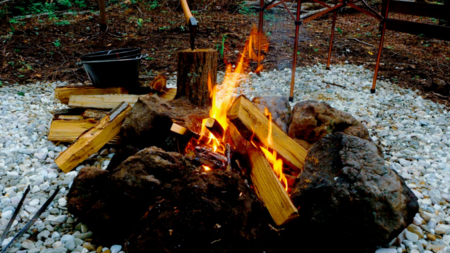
50,76,176,173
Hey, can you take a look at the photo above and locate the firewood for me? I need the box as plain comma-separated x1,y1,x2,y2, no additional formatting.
57,115,84,120
159,88,177,100
82,109,109,120
176,49,218,106
48,119,120,144
150,74,167,92
226,122,298,226
204,118,224,139
68,94,140,109
55,102,131,173
55,86,127,104
53,108,85,119
170,123,189,135
227,95,307,172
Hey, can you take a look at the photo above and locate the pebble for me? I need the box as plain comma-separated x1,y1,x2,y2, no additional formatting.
3,65,450,253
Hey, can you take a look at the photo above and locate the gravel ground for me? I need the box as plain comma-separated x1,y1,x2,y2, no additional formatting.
1,63,449,253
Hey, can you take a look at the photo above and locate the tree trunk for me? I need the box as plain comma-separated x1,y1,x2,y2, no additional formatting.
176,49,218,107
98,0,107,31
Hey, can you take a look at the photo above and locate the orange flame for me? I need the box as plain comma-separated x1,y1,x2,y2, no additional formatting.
260,108,288,191
209,25,269,133
202,165,211,171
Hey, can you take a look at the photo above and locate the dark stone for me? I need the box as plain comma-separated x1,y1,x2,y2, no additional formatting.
67,147,196,244
252,96,292,133
126,170,278,253
105,145,140,173
120,94,209,151
286,133,418,253
288,100,371,149
67,167,109,218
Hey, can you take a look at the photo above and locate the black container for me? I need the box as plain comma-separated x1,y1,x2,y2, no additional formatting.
81,48,141,62
82,54,143,87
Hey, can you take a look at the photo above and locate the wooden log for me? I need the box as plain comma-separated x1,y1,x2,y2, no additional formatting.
226,122,298,226
48,119,120,144
176,49,218,107
227,95,307,172
55,102,131,173
55,86,127,104
68,94,140,109
150,74,167,92
53,108,86,119
159,88,177,100
57,115,84,120
82,109,109,120
98,0,107,31
204,118,224,139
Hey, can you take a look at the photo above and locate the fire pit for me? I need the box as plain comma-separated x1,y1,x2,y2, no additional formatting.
66,27,418,253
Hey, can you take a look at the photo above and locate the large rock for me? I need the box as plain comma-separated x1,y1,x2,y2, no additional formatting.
126,170,278,253
67,167,109,217
286,133,418,252
252,96,292,133
121,94,209,151
288,100,370,149
67,147,196,244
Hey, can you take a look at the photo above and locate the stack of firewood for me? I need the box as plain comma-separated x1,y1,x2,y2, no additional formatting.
50,77,174,173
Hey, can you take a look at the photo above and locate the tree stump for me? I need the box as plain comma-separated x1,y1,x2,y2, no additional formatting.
176,49,218,107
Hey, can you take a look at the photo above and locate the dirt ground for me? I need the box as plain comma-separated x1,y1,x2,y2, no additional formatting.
0,2,449,104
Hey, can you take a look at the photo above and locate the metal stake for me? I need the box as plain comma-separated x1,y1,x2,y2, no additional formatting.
326,6,338,70
289,0,302,102
257,0,265,73
371,0,391,93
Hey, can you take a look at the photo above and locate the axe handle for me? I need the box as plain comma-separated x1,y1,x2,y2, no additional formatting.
181,0,193,24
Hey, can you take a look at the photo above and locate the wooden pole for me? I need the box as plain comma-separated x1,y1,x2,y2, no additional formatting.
371,0,391,93
98,0,107,32
176,49,218,107
326,5,337,70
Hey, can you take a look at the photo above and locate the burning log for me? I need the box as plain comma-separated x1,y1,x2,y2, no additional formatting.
227,95,307,172
226,122,298,226
48,119,120,144
68,94,140,109
55,86,127,104
204,117,224,139
55,102,131,173
176,49,218,106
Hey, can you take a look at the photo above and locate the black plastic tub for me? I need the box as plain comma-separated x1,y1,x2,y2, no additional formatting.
81,48,141,62
81,55,143,87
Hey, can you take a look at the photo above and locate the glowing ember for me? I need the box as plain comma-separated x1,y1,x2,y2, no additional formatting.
202,165,211,171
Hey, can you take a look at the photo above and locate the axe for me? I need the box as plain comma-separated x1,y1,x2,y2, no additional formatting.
181,0,198,50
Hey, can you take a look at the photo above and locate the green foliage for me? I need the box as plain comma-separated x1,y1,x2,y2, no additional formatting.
337,27,343,34
238,1,252,14
220,34,227,59
17,92,25,96
55,20,71,25
52,39,61,47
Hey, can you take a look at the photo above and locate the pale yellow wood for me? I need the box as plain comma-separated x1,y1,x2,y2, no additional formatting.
68,94,140,109
55,103,131,173
227,122,298,226
170,123,187,135
58,115,84,120
248,147,299,226
159,88,177,100
48,119,120,144
55,86,128,104
227,95,307,171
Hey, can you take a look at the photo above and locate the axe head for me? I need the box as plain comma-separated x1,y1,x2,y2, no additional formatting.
188,17,198,51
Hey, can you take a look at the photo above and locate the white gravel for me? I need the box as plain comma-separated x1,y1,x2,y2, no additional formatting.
1,63,450,252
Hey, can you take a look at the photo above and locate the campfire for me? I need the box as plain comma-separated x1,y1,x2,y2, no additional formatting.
50,23,418,253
